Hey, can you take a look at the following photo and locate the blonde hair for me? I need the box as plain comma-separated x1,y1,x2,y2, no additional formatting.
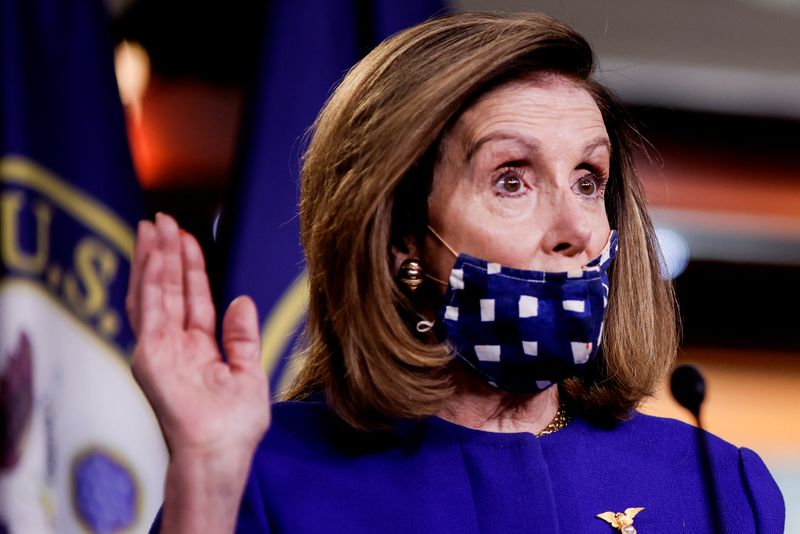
286,12,678,431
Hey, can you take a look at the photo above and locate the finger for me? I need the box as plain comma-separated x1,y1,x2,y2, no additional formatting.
221,296,261,373
181,231,216,335
126,220,157,336
139,249,166,336
155,213,185,329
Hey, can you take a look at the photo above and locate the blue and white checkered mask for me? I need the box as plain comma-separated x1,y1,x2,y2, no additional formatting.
431,228,618,394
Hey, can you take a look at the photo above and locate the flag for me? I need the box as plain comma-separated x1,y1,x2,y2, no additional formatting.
0,0,166,531
222,0,447,393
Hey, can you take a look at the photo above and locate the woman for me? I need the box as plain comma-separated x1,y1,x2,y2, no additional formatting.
127,12,785,533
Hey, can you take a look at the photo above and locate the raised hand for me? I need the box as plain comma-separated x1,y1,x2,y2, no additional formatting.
126,214,270,532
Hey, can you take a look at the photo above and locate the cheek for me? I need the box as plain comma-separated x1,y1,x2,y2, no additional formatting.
427,167,483,239
442,205,549,267
465,213,547,264
586,208,612,252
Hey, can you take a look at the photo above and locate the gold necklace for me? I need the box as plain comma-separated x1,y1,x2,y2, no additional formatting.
536,402,570,437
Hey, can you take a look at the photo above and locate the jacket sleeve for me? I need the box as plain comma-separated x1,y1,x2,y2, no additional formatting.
148,509,161,534
234,463,271,534
739,447,785,534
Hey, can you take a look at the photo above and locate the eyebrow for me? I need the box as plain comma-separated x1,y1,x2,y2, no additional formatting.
464,131,539,162
464,130,611,162
583,136,612,157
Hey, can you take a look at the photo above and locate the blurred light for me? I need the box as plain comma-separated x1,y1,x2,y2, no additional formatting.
655,227,690,279
114,40,150,120
212,208,223,242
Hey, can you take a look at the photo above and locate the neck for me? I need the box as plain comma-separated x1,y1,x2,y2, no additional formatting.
437,365,560,435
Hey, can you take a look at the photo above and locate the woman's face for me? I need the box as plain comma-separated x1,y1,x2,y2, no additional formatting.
425,75,612,281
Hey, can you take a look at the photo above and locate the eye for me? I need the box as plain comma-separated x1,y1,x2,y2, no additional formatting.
573,171,608,198
577,176,597,195
493,168,527,197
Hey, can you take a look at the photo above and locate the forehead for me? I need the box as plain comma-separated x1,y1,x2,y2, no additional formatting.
449,75,607,154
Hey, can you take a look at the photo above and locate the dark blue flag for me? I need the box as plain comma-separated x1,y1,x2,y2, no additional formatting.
223,0,446,393
0,0,166,530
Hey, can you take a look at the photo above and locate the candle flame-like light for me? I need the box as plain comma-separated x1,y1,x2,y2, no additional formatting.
114,40,150,121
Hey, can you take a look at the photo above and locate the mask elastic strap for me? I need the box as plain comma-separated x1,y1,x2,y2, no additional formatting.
413,225,457,329
416,319,435,333
424,272,448,287
423,225,454,287
426,225,459,258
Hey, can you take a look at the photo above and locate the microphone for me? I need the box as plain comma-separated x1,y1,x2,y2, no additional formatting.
670,364,705,419
670,364,724,534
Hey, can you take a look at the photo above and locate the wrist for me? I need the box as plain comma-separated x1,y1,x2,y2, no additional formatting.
160,446,255,534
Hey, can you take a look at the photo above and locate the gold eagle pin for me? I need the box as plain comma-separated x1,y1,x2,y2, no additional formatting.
596,507,644,533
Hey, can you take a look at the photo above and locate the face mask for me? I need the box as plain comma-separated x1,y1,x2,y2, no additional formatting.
427,227,618,394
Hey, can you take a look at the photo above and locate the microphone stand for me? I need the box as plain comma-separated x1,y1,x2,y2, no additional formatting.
670,364,725,534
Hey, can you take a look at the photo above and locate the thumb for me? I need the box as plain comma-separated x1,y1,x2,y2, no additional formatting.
222,296,261,372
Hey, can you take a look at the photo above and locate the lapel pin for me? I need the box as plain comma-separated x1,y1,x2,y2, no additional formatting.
596,507,645,533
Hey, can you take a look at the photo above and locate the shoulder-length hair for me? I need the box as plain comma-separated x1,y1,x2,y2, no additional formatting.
285,12,679,431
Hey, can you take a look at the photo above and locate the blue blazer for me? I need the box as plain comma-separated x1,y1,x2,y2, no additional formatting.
152,400,785,533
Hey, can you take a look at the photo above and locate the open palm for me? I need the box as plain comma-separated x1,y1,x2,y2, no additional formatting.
126,213,270,458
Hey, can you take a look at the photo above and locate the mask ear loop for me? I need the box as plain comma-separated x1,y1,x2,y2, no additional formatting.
416,320,435,333
414,226,460,333
424,224,459,287
426,225,459,258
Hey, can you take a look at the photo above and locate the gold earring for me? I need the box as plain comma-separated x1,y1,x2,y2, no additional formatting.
398,258,425,293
